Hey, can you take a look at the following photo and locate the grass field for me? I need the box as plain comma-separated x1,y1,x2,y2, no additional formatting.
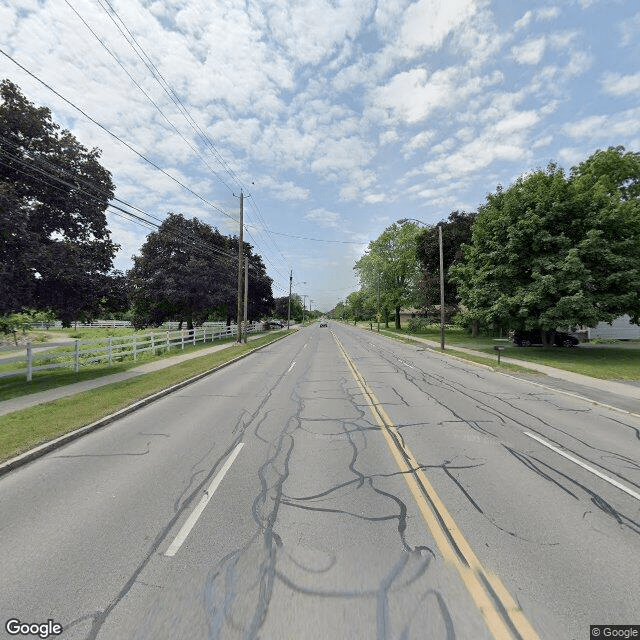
0,331,290,463
0,335,241,401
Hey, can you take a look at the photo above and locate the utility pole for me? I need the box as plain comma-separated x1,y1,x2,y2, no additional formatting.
302,294,308,324
287,270,292,329
439,224,445,350
377,271,380,333
235,189,244,343
243,255,248,343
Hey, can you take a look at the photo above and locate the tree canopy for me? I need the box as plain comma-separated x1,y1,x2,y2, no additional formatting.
129,213,273,329
450,147,640,340
415,210,476,309
354,221,421,328
0,79,119,323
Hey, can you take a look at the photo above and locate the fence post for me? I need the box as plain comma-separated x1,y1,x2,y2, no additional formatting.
181,329,185,350
108,336,113,367
26,342,33,382
151,333,155,355
74,339,79,373
166,331,170,353
133,335,137,361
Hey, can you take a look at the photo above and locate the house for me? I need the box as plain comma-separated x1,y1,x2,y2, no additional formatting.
584,315,640,340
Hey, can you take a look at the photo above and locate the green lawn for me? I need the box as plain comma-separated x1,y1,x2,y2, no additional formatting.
357,322,640,381
475,344,640,380
0,331,290,463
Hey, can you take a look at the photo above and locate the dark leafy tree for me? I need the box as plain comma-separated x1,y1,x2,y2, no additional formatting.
416,210,476,308
450,147,640,343
0,79,118,323
129,213,236,329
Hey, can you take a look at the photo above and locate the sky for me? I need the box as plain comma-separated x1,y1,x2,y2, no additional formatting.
1,0,639,312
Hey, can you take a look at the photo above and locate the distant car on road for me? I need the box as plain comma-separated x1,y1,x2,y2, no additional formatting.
319,321,327,327
512,329,579,347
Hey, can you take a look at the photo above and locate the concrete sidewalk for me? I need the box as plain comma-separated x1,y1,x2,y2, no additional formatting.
0,332,274,417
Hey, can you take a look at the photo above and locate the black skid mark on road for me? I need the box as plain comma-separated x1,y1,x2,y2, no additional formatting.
442,463,560,546
54,442,151,458
603,415,640,441
504,445,640,536
138,432,170,438
390,386,411,406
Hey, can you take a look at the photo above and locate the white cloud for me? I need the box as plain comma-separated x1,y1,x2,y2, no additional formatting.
601,72,640,97
511,37,546,65
395,0,478,57
369,66,502,124
620,12,640,46
562,107,640,140
305,208,343,228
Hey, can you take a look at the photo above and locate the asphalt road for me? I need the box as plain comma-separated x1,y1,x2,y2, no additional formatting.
1,322,639,639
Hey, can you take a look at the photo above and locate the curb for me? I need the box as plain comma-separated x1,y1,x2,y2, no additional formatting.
0,332,291,477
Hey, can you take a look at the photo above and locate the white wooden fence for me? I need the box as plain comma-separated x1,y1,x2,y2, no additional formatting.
0,323,263,382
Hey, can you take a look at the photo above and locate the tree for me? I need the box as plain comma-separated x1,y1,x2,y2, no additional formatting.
450,147,640,343
416,211,476,308
129,213,237,329
0,79,118,323
354,221,422,329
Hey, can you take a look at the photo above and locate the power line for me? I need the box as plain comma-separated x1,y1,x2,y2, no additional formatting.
0,47,239,225
250,227,365,244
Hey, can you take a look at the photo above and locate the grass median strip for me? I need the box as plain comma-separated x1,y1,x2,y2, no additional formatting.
0,332,290,464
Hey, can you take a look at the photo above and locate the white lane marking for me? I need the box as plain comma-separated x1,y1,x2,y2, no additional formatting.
303,343,308,349
165,443,244,557
398,358,416,370
287,362,296,373
524,431,640,502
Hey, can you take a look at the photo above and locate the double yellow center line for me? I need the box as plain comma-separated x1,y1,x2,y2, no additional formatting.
333,333,541,640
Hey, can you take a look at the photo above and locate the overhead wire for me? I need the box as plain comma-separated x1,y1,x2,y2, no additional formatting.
90,0,293,273
0,48,239,225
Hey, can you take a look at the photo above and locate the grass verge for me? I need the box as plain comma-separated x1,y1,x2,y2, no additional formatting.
374,328,538,374
475,345,640,380
0,331,290,464
0,335,244,401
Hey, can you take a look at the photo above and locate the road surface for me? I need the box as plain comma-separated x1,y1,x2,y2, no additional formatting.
1,322,638,639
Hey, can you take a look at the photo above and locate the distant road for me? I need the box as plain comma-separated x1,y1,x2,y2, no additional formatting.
1,322,638,639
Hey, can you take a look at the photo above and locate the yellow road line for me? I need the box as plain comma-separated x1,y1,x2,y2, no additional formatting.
333,333,542,640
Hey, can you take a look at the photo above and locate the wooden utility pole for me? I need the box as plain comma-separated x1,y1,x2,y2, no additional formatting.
243,255,248,343
236,189,244,343
439,224,445,350
287,270,292,329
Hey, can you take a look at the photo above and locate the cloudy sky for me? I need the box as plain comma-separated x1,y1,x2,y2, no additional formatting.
2,0,639,311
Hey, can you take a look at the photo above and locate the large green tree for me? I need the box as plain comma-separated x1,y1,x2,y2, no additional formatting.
0,79,118,323
129,213,273,329
451,147,640,343
354,221,421,329
416,210,476,308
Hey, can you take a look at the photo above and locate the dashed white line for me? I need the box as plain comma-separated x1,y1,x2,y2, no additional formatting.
287,362,296,373
524,431,640,502
165,442,244,557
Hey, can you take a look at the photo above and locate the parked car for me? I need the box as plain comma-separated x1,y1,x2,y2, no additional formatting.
265,320,284,329
512,329,579,347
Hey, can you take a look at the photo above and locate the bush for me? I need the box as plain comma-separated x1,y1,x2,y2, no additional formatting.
407,317,429,333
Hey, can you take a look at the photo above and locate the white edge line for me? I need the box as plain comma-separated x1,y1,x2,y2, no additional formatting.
287,362,296,373
165,442,244,557
523,431,640,502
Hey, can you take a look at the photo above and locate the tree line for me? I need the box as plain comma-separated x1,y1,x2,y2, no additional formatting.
0,79,285,332
334,146,640,344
